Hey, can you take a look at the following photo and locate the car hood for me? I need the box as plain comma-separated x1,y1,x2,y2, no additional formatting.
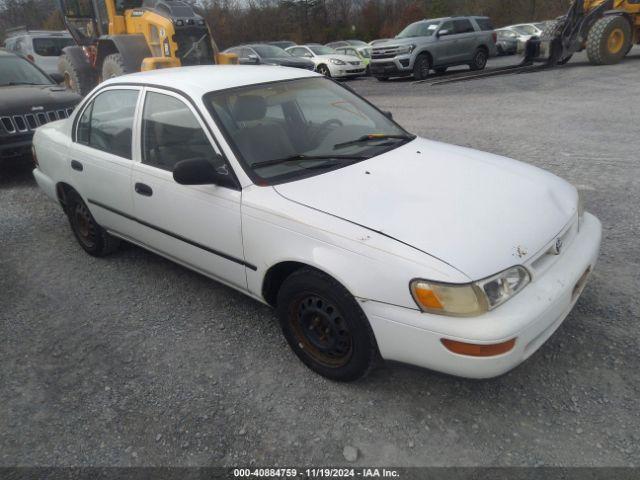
379,37,435,48
315,54,362,63
0,84,80,115
274,138,577,280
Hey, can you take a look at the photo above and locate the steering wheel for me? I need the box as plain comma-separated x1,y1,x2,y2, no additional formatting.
310,119,343,145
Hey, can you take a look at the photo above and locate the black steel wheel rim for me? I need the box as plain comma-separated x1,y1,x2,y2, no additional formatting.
420,59,429,77
290,294,353,368
73,202,96,248
475,51,487,67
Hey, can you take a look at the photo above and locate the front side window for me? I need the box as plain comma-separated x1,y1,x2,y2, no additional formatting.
76,89,138,159
309,46,335,55
141,91,221,172
205,77,413,185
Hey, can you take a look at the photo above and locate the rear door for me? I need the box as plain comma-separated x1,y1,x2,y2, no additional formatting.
130,87,247,289
70,86,140,238
451,19,477,62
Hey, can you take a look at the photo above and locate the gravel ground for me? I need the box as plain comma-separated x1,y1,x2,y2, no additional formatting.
1,50,639,468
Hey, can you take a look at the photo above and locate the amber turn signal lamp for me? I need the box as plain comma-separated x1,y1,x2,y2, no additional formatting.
414,287,444,310
441,338,516,357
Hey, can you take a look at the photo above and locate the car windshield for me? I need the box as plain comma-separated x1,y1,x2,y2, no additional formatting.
252,45,290,58
0,56,52,86
396,20,441,38
309,45,335,55
33,37,74,56
205,77,413,184
513,25,537,35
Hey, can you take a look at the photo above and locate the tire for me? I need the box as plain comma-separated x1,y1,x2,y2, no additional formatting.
58,52,97,96
469,47,488,71
412,54,431,81
586,15,632,65
65,190,120,257
317,64,331,77
276,268,379,382
624,43,633,56
102,53,133,80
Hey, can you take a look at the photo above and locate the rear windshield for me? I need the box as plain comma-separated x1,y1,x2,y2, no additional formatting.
33,37,74,56
475,18,494,31
0,56,53,86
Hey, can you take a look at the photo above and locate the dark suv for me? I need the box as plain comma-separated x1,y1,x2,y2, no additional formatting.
370,16,497,81
0,49,80,161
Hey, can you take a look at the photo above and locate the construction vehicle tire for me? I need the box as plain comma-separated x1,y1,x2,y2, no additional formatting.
102,53,134,80
58,52,97,96
587,15,631,65
540,19,571,65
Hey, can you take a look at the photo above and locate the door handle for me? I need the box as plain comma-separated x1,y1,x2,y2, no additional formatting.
134,182,153,197
71,160,83,171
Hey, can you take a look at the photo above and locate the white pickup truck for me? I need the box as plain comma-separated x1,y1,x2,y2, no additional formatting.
32,65,601,381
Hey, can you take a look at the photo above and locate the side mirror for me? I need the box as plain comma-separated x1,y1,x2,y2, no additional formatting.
437,29,451,37
173,157,236,189
382,111,393,120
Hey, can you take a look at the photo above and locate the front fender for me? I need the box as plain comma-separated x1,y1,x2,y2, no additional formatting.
241,186,470,310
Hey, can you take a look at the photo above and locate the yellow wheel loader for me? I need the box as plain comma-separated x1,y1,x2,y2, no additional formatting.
527,0,640,65
58,0,237,95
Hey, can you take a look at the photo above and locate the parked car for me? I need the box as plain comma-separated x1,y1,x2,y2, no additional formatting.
32,65,601,381
223,44,314,70
0,49,80,162
285,44,365,78
495,28,519,55
268,41,297,50
504,23,547,53
4,29,74,82
370,16,497,81
334,45,371,74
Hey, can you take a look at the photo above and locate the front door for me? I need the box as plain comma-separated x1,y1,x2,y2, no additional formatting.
130,88,247,290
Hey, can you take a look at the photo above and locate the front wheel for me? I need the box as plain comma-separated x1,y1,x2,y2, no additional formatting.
586,15,632,65
412,54,431,81
276,269,379,382
65,190,120,257
469,48,488,71
317,64,331,77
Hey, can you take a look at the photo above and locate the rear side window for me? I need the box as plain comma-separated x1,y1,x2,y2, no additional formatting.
454,19,475,34
33,37,74,56
141,91,220,172
475,18,494,31
76,89,138,159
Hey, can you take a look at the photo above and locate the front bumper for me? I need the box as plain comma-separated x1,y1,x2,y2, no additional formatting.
0,133,33,160
360,212,602,379
370,55,413,77
332,66,367,77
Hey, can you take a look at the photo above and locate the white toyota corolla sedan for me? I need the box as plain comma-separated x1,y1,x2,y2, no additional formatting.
32,66,602,382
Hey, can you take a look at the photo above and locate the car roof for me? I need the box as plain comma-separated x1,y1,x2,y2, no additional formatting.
102,65,318,96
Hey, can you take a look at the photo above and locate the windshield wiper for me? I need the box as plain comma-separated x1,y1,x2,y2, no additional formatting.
252,154,370,169
333,134,415,150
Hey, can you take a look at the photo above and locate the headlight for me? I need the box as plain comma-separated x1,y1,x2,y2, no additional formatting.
410,266,530,317
397,44,416,55
330,58,346,65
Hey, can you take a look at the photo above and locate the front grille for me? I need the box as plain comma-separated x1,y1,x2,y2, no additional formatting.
1,108,72,136
372,46,401,59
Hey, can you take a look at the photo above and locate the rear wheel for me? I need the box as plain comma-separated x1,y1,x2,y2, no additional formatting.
58,52,97,96
65,190,120,257
412,54,431,81
276,268,379,382
102,53,133,80
469,47,488,71
587,15,632,65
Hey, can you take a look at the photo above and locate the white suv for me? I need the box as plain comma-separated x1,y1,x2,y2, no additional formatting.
4,30,74,82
